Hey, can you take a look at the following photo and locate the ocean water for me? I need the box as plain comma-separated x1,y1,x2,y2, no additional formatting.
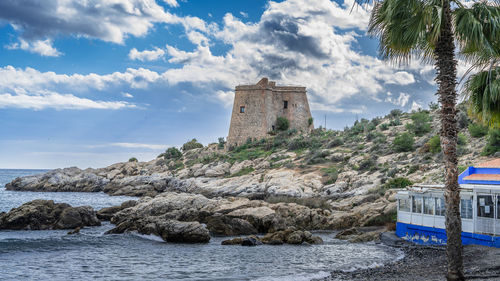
0,169,403,281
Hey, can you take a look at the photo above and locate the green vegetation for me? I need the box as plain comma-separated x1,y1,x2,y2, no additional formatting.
308,117,314,126
321,166,339,185
227,167,254,178
128,157,138,162
482,128,500,156
372,177,413,196
392,133,414,152
428,135,441,154
276,117,290,131
468,122,488,138
389,109,402,118
379,123,389,131
358,158,377,172
405,111,431,136
407,165,419,175
218,137,226,149
182,138,204,151
160,147,183,159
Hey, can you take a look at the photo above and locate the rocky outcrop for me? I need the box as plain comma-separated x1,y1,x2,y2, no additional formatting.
97,200,137,221
0,200,101,230
221,228,323,246
106,192,332,242
106,217,210,243
5,167,109,193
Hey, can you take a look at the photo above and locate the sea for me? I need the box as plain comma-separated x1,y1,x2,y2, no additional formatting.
0,169,403,281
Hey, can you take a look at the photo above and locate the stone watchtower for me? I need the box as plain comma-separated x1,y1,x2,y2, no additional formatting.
227,78,313,146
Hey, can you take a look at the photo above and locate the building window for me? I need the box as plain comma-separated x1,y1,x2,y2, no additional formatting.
399,198,410,212
240,106,245,113
412,196,422,214
478,195,494,218
497,196,500,220
460,198,473,219
423,197,435,215
435,198,446,216
283,100,288,109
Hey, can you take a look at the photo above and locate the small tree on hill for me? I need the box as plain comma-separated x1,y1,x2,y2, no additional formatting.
276,117,289,131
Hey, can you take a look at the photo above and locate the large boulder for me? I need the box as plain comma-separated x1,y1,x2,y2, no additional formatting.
5,167,109,193
97,200,137,221
107,216,210,243
0,199,101,230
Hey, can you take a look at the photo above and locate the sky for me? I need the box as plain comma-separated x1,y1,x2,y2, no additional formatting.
0,0,462,169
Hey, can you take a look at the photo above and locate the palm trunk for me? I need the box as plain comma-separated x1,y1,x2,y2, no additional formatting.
434,0,464,280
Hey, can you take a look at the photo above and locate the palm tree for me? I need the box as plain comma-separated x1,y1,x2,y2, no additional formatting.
458,2,500,128
366,0,500,280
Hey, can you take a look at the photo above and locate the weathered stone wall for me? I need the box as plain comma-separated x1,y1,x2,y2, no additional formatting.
227,78,313,146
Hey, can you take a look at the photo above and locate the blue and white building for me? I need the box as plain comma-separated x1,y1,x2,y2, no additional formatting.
396,159,500,247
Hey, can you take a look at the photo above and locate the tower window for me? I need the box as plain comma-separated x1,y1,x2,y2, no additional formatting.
283,101,288,109
240,106,245,113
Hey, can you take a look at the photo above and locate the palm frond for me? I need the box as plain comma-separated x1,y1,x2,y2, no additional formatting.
464,67,500,128
454,2,500,66
368,0,437,64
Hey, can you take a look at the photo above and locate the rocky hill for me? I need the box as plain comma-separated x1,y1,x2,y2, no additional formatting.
6,106,499,240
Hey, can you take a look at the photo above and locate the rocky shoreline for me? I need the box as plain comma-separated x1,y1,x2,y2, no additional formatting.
319,233,500,281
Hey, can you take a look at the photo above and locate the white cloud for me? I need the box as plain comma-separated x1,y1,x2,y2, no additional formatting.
129,47,165,61
0,90,135,110
410,101,423,112
163,0,179,7
239,12,249,18
122,92,134,98
6,39,61,57
215,90,234,108
86,142,166,150
385,92,410,107
0,0,209,57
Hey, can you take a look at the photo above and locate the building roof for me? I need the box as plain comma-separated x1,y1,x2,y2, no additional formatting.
458,158,500,185
476,158,500,168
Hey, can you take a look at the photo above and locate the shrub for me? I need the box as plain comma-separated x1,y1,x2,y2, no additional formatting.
406,111,431,136
380,123,389,131
407,165,419,174
358,158,377,171
428,101,439,110
218,137,226,149
390,109,403,118
227,167,254,178
327,138,344,148
385,177,413,189
428,135,441,154
370,177,412,196
321,166,339,185
288,136,310,150
276,117,290,131
128,157,138,162
393,133,414,152
389,118,402,126
308,117,314,126
458,133,467,146
457,110,469,129
482,128,500,156
182,138,203,151
387,168,399,178
468,122,488,138
162,147,183,159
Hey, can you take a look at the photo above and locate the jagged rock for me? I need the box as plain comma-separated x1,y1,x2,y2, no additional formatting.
230,160,253,175
107,217,210,243
204,162,231,177
97,200,137,221
205,213,258,236
261,228,323,245
0,200,101,230
67,227,81,235
221,237,244,245
241,236,262,246
5,167,109,192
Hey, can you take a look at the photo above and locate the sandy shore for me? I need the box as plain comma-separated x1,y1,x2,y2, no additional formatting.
318,232,500,281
